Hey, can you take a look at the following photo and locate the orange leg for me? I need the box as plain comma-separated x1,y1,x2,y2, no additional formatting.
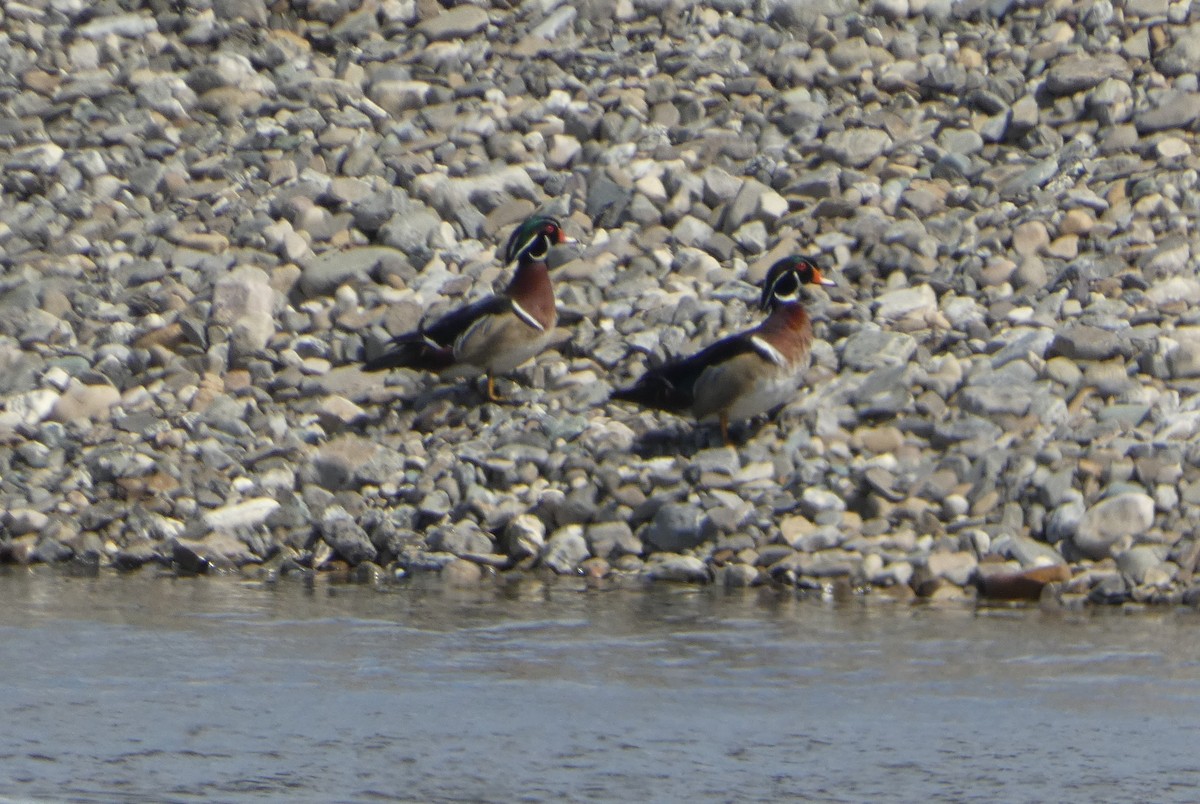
486,373,501,402
720,413,732,448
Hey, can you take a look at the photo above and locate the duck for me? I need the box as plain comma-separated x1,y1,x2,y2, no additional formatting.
363,215,575,401
610,255,834,446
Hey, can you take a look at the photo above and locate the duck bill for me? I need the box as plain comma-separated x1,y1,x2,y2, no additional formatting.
813,267,835,286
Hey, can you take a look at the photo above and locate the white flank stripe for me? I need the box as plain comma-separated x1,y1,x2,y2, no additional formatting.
511,300,544,331
751,335,787,366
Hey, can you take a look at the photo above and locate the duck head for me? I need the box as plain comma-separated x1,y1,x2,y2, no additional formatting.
759,255,835,311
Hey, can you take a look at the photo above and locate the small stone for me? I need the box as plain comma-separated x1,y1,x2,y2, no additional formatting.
503,513,545,561
1073,493,1155,560
1116,544,1169,586
442,557,483,586
49,381,120,423
541,525,589,574
642,503,706,553
1135,92,1200,133
301,246,408,296
428,523,493,556
822,128,892,168
1012,220,1049,257
1156,137,1191,165
6,143,65,173
1048,326,1124,361
977,563,1070,601
926,551,978,587
874,284,937,324
320,507,376,565
417,6,488,41
645,553,711,584
204,498,281,530
841,329,917,371
317,395,368,427
1168,340,1200,379
1046,53,1130,95
211,266,276,356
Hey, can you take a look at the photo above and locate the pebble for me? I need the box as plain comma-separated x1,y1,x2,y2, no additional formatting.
541,525,590,575
1072,493,1156,560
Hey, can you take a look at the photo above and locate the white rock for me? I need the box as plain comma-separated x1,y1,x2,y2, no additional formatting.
875,284,938,323
5,389,60,426
204,498,282,531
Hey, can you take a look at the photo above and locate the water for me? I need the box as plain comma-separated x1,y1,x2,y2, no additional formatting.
2,571,1199,803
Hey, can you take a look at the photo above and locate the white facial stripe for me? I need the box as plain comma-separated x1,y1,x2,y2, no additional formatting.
511,233,538,264
511,299,545,331
751,335,786,366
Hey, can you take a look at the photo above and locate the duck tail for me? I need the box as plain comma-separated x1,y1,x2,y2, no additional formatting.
363,339,455,373
610,373,690,413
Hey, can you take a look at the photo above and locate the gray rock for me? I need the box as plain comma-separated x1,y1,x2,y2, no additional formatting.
1116,544,1169,585
378,208,443,267
311,436,377,491
204,498,281,531
874,284,937,323
645,553,711,583
1073,493,1155,560
301,246,409,297
925,551,978,586
427,522,493,556
587,175,634,229
417,6,489,41
852,365,911,417
320,507,377,565
1088,78,1134,125
1168,340,1200,379
642,503,706,553
720,178,788,232
503,514,546,561
1140,237,1191,279
49,382,119,423
585,521,641,558
1156,26,1200,76
211,266,275,357
1135,92,1200,133
541,525,589,574
960,385,1032,417
1048,326,1124,361
5,143,65,173
841,329,916,371
822,128,892,168
78,13,157,38
1045,53,1130,95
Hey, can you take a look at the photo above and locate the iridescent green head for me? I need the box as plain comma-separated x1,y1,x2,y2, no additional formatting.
759,256,835,311
505,216,572,264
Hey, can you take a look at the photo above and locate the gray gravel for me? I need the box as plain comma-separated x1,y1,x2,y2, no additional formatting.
2,0,1200,609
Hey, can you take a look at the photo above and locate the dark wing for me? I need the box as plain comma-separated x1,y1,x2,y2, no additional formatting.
611,333,759,413
363,295,510,372
421,295,511,346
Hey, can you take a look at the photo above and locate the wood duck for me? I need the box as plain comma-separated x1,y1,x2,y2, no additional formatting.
363,215,575,401
611,256,834,446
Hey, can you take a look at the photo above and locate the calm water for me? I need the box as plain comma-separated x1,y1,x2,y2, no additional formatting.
1,571,1198,803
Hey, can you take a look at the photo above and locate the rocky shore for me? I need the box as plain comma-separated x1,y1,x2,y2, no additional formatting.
2,0,1200,607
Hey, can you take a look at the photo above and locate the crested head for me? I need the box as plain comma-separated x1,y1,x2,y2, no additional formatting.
505,215,571,265
759,255,834,311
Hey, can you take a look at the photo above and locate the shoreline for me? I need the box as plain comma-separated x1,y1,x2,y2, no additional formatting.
3,1,1200,608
